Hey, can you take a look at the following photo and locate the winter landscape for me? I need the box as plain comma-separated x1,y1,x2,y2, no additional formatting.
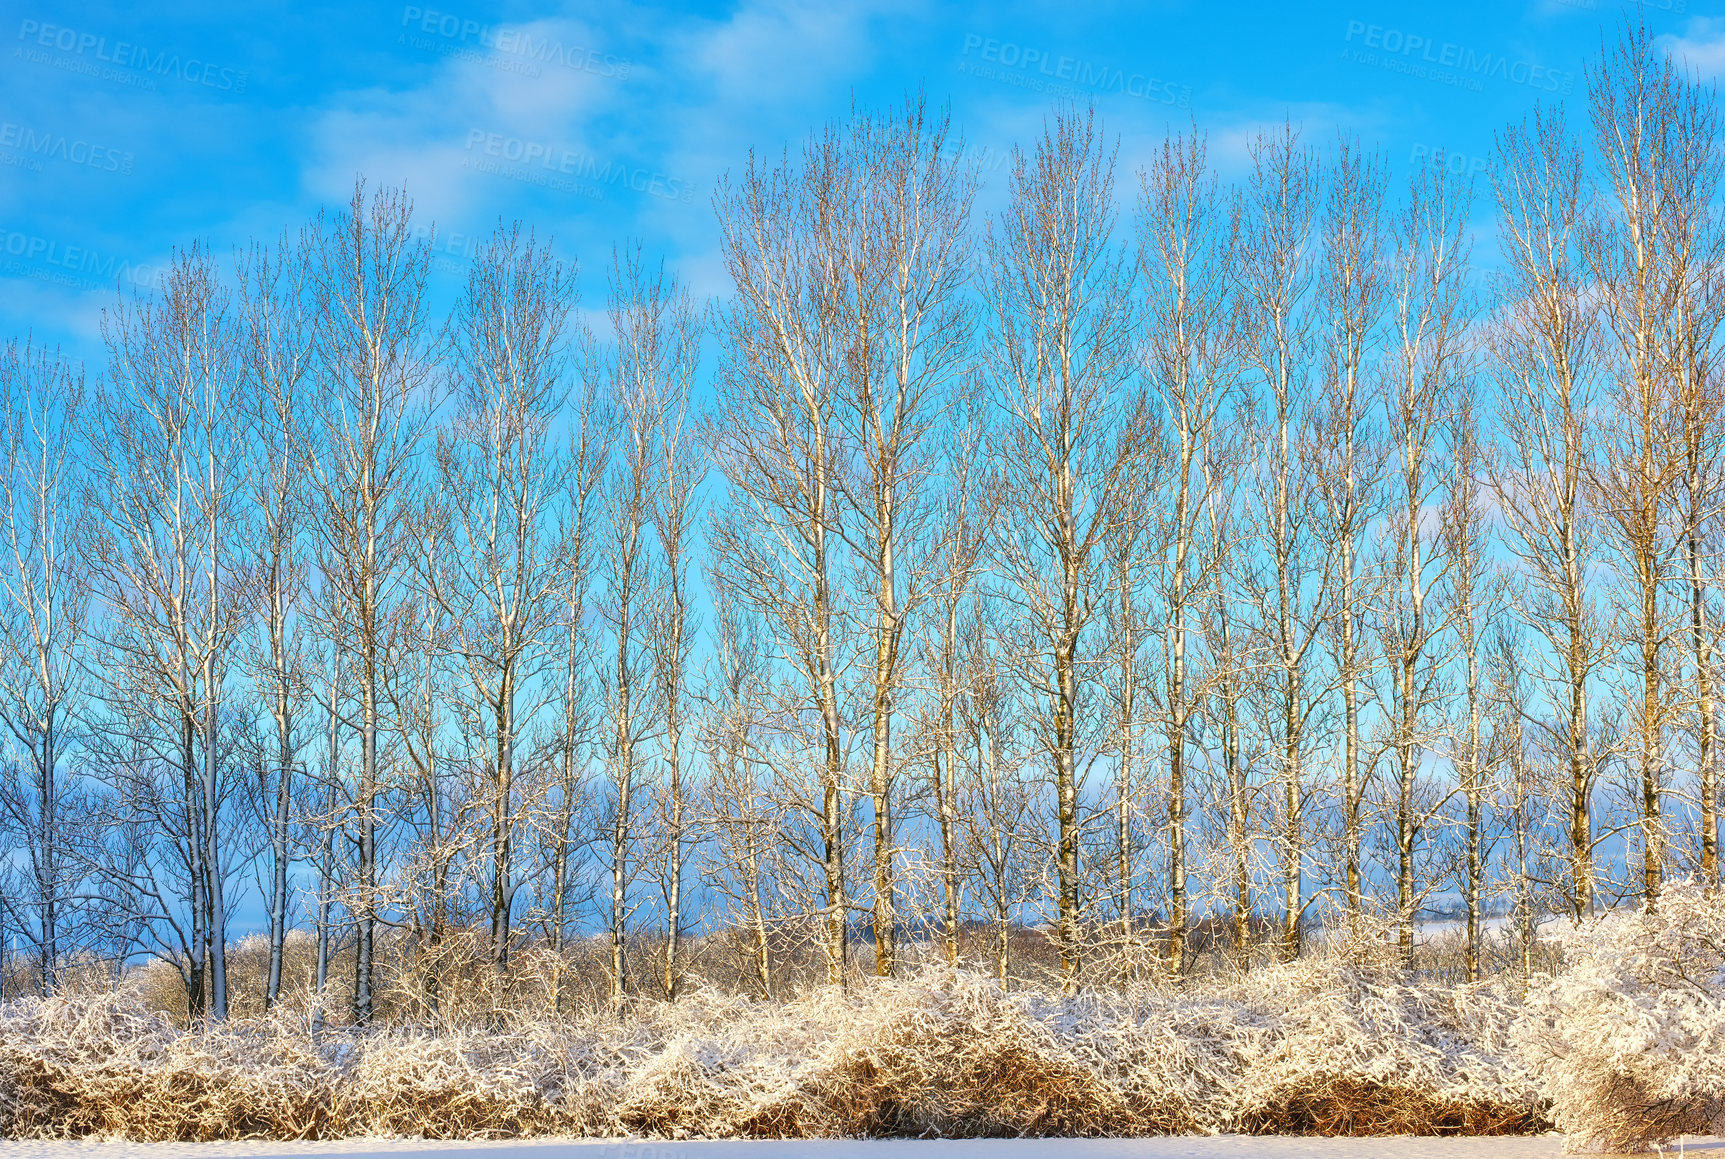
5,0,1725,1156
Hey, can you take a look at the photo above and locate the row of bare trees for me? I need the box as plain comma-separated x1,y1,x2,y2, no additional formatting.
2,25,1723,1015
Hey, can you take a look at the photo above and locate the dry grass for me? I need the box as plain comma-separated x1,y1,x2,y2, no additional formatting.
0,954,1551,1143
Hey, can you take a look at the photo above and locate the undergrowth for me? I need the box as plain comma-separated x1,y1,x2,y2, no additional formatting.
0,954,1550,1143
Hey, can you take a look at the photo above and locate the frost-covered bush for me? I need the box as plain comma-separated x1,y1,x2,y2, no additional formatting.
1520,880,1725,1154
1221,958,1538,1135
0,991,337,1139
0,955,1547,1141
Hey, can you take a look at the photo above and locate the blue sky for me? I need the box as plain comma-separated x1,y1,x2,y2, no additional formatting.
1,0,1715,938
0,0,1720,365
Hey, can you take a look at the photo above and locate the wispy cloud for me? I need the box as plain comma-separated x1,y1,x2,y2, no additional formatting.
1658,17,1725,80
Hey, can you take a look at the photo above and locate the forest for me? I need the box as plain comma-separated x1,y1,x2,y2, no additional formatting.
0,19,1719,1048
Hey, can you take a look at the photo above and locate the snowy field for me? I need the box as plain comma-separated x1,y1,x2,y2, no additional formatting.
4,1138,1720,1159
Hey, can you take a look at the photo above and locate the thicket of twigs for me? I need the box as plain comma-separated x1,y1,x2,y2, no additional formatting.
18,889,1725,1151
0,944,1547,1143
1518,882,1725,1153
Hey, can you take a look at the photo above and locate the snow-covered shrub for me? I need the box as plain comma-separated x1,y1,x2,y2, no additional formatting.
336,1030,561,1137
607,990,835,1137
1221,958,1540,1135
608,963,1537,1138
0,991,335,1139
1520,880,1725,1154
606,971,1158,1137
795,970,1156,1135
0,953,1546,1141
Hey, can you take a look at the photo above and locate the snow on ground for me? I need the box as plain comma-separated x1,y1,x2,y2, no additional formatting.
4,1137,1720,1159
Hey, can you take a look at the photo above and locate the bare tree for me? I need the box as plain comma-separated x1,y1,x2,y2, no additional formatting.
0,342,89,995
1312,139,1389,923
536,371,605,1010
1587,25,1686,905
1197,408,1260,961
1654,51,1725,885
1441,393,1503,981
597,248,670,1007
311,638,349,1024
697,591,780,999
955,594,1034,984
1490,106,1606,923
986,108,1139,991
1234,124,1327,962
920,393,995,967
834,99,976,978
640,262,704,1002
303,182,437,1023
710,130,857,986
235,236,315,1008
387,501,457,1015
430,223,576,997
1379,165,1474,961
1139,128,1236,971
1488,622,1544,981
88,245,248,1020
1101,406,1163,977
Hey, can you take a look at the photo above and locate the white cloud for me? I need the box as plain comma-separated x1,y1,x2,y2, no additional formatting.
686,0,884,108
1658,17,1725,80
301,15,622,232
